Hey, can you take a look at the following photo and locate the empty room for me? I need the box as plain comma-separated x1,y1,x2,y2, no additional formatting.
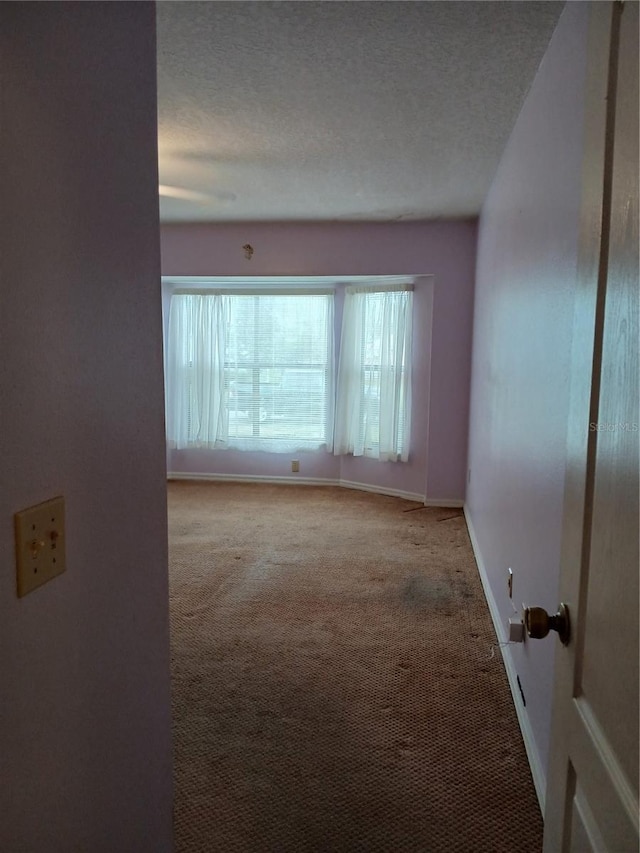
1,2,637,852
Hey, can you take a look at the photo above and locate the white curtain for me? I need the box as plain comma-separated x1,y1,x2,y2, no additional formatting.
166,294,229,449
165,291,334,453
334,286,413,462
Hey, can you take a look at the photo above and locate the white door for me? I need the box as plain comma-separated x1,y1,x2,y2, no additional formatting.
542,2,639,850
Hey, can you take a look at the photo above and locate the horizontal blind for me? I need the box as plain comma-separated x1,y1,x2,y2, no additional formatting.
225,294,333,451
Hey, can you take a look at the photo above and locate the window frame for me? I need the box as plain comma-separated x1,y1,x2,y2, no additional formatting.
163,276,421,460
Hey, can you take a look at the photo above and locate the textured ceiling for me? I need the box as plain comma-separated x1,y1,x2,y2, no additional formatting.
156,1,563,223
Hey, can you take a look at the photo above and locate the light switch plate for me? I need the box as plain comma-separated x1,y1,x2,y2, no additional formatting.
15,496,66,597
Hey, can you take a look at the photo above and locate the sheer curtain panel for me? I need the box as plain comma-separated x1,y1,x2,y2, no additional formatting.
334,286,413,462
166,294,229,449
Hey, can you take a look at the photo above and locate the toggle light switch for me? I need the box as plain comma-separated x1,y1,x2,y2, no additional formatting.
14,496,66,597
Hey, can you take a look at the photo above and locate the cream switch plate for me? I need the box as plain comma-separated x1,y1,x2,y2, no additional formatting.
15,496,66,597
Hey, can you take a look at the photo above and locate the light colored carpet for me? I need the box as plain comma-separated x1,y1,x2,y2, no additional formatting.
168,481,542,852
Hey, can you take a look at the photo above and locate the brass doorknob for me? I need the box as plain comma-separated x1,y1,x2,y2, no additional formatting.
523,603,570,646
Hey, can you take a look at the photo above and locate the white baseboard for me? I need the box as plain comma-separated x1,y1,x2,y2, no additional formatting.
168,472,427,504
463,505,546,814
339,479,425,503
423,498,464,508
168,472,337,487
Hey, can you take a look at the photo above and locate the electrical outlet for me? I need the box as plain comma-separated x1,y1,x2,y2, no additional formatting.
291,460,300,473
15,496,66,597
507,567,513,598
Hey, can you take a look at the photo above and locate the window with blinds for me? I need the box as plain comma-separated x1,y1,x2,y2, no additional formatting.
166,291,334,452
165,277,416,461
225,294,334,451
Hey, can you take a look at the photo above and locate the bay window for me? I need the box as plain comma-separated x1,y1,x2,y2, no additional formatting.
165,279,414,461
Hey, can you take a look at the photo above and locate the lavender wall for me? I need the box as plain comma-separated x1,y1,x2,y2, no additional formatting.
466,2,589,794
0,5,172,851
161,221,477,502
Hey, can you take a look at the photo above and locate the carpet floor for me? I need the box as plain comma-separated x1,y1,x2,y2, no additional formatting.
168,481,542,852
